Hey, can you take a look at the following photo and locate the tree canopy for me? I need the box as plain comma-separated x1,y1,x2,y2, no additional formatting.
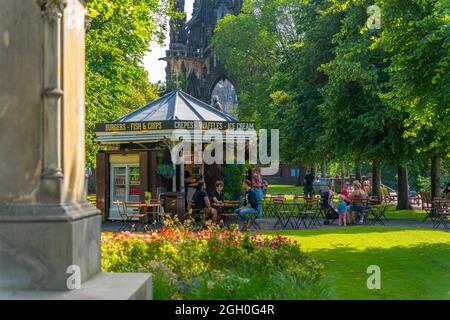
85,0,177,167
213,0,449,200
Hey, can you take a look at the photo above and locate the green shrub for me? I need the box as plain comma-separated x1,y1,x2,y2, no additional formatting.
221,163,248,200
101,227,325,300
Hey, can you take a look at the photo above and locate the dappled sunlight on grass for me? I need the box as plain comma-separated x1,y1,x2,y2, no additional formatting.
275,227,450,253
267,184,303,195
266,227,450,299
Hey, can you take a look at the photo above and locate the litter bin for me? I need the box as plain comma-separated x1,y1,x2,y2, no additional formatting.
163,192,186,220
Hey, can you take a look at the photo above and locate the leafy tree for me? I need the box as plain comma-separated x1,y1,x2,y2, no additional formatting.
271,0,342,169
213,0,299,129
376,0,450,199
85,0,177,167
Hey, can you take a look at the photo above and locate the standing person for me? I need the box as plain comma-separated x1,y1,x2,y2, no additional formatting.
192,181,218,223
262,179,269,196
236,180,258,230
252,173,264,219
363,179,372,195
211,181,225,212
337,194,348,227
443,182,450,199
304,171,315,199
349,181,368,224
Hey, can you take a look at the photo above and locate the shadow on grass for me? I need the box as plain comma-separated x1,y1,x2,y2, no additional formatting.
304,242,450,300
266,226,440,238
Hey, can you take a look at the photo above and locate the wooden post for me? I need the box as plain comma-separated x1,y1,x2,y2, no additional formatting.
96,152,107,221
140,152,149,203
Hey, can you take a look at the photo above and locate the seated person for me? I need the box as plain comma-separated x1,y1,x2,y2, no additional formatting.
340,182,352,204
443,182,450,199
235,180,258,227
192,181,218,223
349,181,368,224
211,181,225,212
252,173,264,218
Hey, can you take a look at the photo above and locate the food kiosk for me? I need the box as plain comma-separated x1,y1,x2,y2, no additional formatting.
94,90,255,221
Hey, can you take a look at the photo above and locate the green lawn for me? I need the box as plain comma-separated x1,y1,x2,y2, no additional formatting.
267,184,303,196
384,206,427,221
269,227,450,300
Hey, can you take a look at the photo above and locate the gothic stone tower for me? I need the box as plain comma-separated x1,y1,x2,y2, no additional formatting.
164,0,243,104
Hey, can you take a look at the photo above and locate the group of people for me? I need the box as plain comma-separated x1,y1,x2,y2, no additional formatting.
191,173,267,226
304,170,372,227
336,181,370,227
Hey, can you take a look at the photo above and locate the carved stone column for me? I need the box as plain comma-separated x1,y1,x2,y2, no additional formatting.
40,0,66,203
0,0,151,298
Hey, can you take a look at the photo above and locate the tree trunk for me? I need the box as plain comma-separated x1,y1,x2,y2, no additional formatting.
372,159,381,198
397,165,412,210
340,161,345,179
297,164,307,186
355,159,362,182
431,156,441,200
311,164,316,178
321,161,327,178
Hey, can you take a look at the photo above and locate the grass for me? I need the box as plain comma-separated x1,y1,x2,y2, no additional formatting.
384,206,426,221
268,227,450,300
267,184,303,196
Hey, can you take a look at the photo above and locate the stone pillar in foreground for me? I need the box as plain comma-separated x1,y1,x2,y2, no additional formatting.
0,0,151,298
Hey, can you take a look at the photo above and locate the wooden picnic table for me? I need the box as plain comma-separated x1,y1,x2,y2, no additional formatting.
125,201,163,228
215,201,241,227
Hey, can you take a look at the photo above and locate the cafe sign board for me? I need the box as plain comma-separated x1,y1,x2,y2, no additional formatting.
95,121,256,133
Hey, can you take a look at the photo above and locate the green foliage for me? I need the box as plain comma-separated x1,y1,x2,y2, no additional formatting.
417,175,432,193
376,0,450,158
101,227,325,300
85,0,176,168
156,164,175,179
220,164,247,200
213,0,447,196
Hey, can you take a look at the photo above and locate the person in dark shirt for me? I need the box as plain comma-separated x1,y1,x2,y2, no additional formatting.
192,181,218,223
304,171,315,199
443,182,450,199
235,180,258,229
212,181,225,212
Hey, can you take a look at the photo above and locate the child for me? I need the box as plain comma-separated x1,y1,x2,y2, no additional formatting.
212,181,225,213
337,194,347,227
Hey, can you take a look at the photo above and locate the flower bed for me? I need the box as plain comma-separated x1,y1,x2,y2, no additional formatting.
101,227,326,300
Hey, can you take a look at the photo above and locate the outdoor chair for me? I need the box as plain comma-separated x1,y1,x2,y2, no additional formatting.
433,200,449,229
243,211,260,232
272,197,290,229
113,200,128,232
420,192,435,222
301,199,321,229
248,200,263,231
321,206,338,225
124,202,148,232
187,202,206,231
387,192,398,204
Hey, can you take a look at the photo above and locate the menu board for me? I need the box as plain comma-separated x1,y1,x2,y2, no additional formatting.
96,121,256,133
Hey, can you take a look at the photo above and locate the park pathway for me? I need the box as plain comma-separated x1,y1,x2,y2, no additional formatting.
101,218,445,233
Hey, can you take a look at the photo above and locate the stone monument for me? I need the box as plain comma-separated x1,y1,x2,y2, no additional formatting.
0,0,151,299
